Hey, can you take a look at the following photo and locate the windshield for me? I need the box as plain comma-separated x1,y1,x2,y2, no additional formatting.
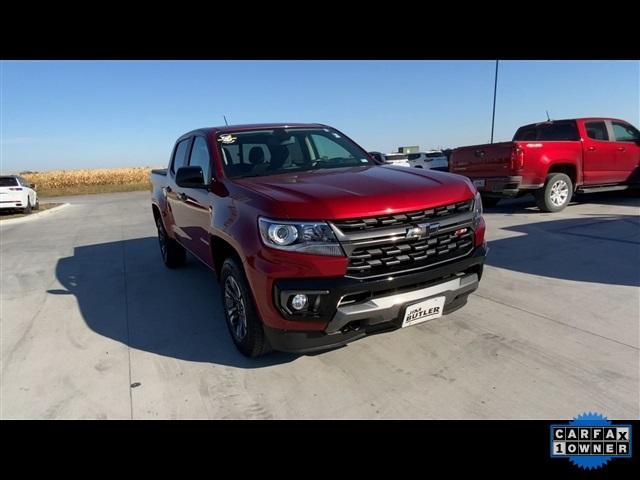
217,128,373,179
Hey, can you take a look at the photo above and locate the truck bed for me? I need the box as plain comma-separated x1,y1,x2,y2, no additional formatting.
449,142,515,177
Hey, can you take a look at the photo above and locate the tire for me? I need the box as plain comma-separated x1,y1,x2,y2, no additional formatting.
535,173,573,212
220,257,271,357
23,199,32,214
480,195,501,208
155,215,186,268
34,198,40,210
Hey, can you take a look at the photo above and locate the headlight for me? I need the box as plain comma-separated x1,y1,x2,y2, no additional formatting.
472,191,483,226
258,217,344,256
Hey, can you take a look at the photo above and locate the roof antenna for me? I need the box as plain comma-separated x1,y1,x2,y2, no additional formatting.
223,115,229,126
546,110,551,122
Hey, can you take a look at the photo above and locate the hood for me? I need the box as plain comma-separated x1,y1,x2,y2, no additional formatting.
233,165,475,220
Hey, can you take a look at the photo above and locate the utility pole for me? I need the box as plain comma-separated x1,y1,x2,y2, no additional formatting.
490,60,499,144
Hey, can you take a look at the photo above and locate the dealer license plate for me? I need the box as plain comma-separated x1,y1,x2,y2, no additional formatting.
401,296,446,328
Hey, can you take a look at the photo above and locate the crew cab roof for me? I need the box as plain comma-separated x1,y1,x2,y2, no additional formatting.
178,123,329,139
520,117,630,129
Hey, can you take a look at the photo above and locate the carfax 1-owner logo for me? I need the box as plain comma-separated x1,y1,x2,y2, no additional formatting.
550,412,632,470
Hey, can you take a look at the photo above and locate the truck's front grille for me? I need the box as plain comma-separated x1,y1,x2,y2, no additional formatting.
330,199,476,279
345,228,474,278
332,200,472,233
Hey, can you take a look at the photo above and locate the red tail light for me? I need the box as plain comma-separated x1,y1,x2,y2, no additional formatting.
510,147,524,170
9,187,23,191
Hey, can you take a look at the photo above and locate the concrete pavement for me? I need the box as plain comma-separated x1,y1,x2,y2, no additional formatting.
1,191,638,419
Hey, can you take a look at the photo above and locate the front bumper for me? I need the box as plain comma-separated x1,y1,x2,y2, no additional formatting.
265,244,486,353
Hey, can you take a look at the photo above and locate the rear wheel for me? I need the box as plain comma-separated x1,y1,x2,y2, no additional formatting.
220,257,271,357
535,173,572,212
155,215,186,268
23,199,32,214
34,198,40,210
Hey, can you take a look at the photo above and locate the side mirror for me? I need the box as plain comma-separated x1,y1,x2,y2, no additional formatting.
31,183,37,190
368,152,384,164
175,166,206,188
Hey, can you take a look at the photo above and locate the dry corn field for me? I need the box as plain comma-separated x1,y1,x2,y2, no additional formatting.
22,167,154,197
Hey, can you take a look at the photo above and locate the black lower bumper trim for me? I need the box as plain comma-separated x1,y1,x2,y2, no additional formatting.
273,244,486,323
264,283,476,354
263,326,367,354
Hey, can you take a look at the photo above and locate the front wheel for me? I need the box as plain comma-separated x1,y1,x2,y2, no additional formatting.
220,257,271,357
155,215,186,268
535,173,573,212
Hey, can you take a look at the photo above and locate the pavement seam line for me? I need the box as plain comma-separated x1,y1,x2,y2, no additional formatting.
121,236,134,421
473,292,639,351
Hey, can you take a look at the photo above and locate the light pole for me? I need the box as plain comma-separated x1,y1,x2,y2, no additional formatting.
490,60,499,144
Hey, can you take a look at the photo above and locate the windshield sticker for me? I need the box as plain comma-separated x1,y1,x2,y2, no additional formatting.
218,134,237,144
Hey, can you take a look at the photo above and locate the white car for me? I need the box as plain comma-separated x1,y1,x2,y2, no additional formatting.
406,151,449,171
0,175,39,213
383,153,411,168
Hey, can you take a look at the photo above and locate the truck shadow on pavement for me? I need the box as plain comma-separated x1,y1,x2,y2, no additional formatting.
486,214,640,287
50,208,639,366
49,237,298,368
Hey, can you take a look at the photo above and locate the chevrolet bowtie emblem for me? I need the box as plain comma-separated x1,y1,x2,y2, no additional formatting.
406,222,439,239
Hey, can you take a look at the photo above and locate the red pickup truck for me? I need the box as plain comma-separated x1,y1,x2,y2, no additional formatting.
150,124,486,357
449,118,640,212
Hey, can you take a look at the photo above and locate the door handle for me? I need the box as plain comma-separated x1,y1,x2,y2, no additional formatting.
616,147,626,152
587,146,596,151
177,192,187,202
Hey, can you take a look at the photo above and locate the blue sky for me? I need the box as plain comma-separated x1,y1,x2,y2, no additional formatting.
1,60,638,173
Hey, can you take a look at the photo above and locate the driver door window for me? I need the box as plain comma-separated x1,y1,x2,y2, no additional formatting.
611,122,640,142
189,136,211,182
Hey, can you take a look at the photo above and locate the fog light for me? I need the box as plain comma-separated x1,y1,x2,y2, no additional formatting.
291,294,308,311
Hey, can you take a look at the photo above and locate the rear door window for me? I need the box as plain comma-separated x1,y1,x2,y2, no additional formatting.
585,121,609,141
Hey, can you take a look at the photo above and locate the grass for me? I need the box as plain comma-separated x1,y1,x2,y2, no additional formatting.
21,167,153,198
0,202,64,221
34,182,151,197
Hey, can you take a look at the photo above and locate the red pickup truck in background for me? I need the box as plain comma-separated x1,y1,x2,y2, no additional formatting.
449,118,640,212
150,124,486,357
